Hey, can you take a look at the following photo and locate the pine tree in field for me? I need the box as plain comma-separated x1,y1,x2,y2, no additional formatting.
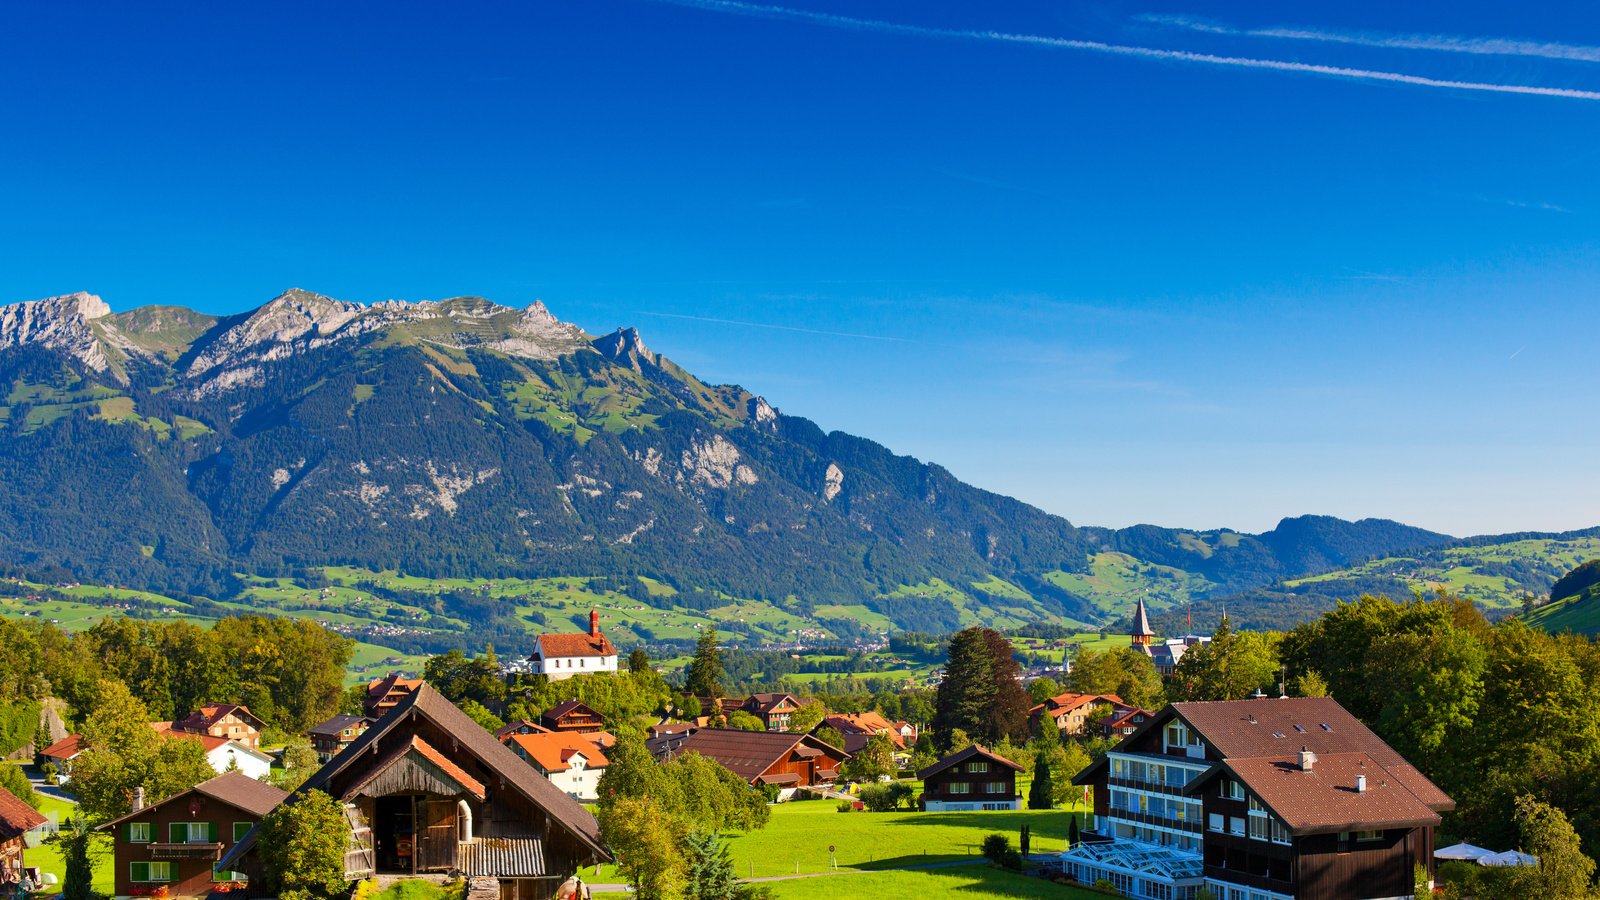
933,628,995,751
1029,752,1054,810
933,626,1031,749
685,624,725,699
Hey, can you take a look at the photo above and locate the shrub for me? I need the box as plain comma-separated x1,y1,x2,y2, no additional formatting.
836,801,855,813
980,833,1021,869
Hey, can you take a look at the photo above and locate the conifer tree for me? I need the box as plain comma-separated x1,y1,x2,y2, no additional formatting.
685,625,724,698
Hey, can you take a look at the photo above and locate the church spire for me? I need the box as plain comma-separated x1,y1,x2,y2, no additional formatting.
1130,598,1155,647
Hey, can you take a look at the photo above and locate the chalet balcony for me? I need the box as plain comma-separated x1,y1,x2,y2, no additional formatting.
1107,775,1184,796
1105,810,1201,834
149,842,224,860
1203,864,1294,897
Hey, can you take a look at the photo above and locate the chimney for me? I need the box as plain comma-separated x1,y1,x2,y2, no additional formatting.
132,786,146,811
1298,746,1316,772
1357,774,1368,793
589,609,600,636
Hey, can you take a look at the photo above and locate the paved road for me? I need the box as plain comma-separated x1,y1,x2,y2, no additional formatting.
23,766,77,805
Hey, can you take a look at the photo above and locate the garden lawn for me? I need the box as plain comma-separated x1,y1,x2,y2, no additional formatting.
590,796,1089,883
767,866,1106,899
26,796,115,898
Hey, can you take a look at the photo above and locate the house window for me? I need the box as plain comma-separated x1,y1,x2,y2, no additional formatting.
966,761,989,773
131,862,173,883
233,822,252,842
1229,817,1245,836
213,867,247,883
1356,830,1384,842
170,822,215,843
1271,819,1292,844
987,782,1008,794
1224,780,1245,801
948,782,970,795
128,822,153,843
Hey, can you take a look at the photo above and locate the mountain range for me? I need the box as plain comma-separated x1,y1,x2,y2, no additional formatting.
0,289,1584,641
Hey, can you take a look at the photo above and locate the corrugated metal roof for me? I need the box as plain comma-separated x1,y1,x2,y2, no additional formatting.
460,836,546,877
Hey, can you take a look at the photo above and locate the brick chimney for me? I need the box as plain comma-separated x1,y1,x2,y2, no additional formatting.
589,609,600,637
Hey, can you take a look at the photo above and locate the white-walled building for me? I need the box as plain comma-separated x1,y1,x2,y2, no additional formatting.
528,610,618,680
503,732,609,801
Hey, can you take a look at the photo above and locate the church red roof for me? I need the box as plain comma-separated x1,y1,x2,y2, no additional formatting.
534,631,616,659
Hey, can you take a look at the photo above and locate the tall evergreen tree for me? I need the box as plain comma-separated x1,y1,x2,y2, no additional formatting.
982,629,1031,744
57,815,96,900
1029,752,1054,810
933,628,994,751
685,625,724,698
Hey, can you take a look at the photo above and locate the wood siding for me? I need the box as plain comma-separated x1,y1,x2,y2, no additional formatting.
111,795,260,898
923,764,1017,803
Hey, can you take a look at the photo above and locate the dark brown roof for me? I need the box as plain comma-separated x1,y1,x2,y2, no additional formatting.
667,729,843,782
494,720,553,739
1195,752,1443,835
219,683,607,872
1170,699,1453,812
307,714,374,737
100,771,289,830
0,785,47,840
745,693,799,713
543,699,601,721
916,744,1023,781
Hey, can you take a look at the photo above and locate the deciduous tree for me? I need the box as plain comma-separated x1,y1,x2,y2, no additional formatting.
257,789,350,900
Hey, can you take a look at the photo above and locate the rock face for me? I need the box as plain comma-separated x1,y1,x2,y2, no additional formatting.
0,292,143,377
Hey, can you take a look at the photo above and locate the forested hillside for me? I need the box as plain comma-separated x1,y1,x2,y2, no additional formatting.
0,288,1559,645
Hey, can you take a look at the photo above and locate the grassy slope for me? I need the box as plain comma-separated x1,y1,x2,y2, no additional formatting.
1042,552,1214,619
1287,535,1600,610
1524,585,1600,635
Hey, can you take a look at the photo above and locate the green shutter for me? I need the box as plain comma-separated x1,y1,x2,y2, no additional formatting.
208,822,218,841
123,824,132,842
169,822,182,843
132,862,149,883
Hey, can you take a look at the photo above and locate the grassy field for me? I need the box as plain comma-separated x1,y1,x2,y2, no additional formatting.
1042,553,1215,621
765,866,1102,899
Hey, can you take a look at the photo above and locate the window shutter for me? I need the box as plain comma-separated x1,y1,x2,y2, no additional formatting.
209,822,219,841
123,824,132,842
170,822,184,843
132,862,149,883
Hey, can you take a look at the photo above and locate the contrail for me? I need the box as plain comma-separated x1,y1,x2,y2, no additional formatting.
1142,14,1600,65
638,311,913,342
652,0,1600,101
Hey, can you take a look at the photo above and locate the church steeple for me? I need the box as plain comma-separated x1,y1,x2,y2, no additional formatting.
1130,598,1155,647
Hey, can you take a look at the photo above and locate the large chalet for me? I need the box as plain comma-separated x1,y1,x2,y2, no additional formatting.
1064,697,1453,900
169,704,267,751
222,684,610,900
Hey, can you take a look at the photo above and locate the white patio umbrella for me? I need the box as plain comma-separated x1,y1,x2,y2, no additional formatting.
1479,849,1539,867
1434,843,1493,863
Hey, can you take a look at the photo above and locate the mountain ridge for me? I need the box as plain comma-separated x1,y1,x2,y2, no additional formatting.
0,288,1543,639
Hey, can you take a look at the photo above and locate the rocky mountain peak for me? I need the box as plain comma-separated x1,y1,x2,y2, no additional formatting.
0,291,131,376
592,326,656,371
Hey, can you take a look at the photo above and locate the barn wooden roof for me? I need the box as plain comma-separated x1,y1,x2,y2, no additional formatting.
220,683,608,871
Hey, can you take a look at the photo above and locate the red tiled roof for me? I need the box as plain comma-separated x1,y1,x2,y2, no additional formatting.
534,632,617,659
172,703,262,734
508,733,610,773
0,785,46,840
366,674,422,699
39,734,83,760
821,711,904,748
1036,692,1122,715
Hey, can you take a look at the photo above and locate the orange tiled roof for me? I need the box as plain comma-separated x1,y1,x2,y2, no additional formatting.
534,632,617,659
507,733,610,773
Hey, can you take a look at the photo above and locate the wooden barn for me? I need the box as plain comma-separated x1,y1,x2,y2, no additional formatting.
222,684,609,900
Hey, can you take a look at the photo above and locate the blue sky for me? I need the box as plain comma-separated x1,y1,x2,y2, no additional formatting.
3,1,1598,535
